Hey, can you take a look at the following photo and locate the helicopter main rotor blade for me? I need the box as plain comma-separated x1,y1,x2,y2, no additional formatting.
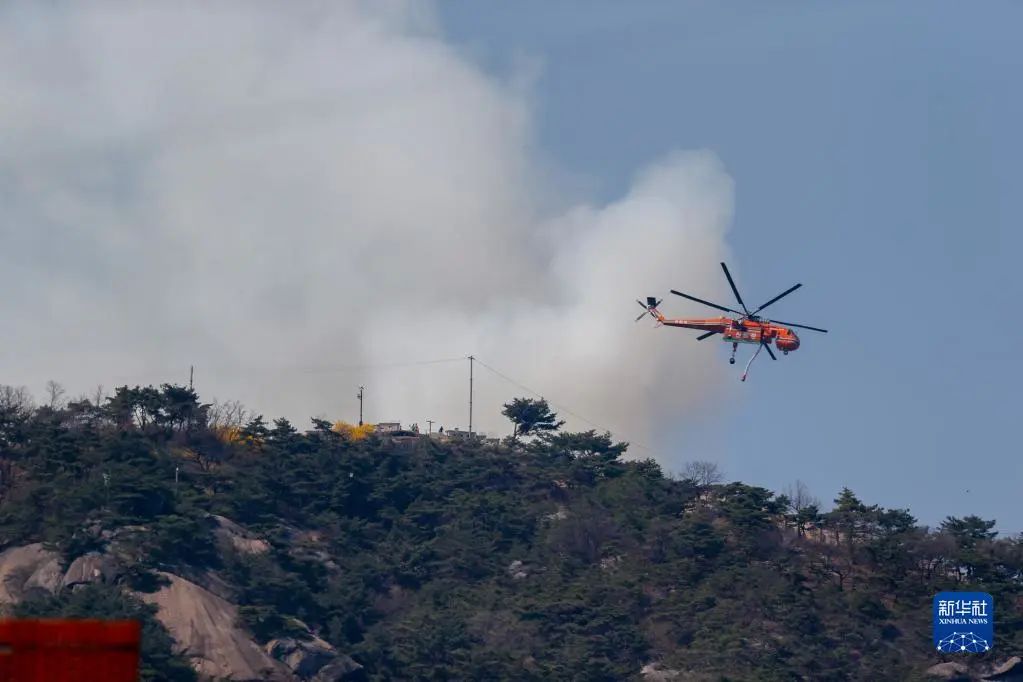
670,290,743,316
696,330,719,341
769,319,828,333
751,283,802,316
720,262,750,315
763,342,777,360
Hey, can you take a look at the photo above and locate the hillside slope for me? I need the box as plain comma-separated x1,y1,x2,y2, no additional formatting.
0,384,1019,680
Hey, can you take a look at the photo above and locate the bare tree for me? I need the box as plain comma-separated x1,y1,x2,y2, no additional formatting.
782,480,822,537
784,479,820,512
0,385,34,416
92,385,106,408
207,399,248,430
45,380,66,410
680,460,724,487
0,386,34,449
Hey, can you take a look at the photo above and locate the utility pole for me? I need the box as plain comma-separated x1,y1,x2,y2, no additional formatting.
357,386,364,426
468,355,474,437
186,366,196,433
426,419,434,434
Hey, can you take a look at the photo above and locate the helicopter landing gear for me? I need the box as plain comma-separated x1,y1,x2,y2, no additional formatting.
729,342,738,365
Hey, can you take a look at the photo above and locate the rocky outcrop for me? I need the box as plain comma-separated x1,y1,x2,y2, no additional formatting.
984,657,1023,681
275,526,340,574
641,662,682,680
139,571,291,681
924,657,1023,681
0,544,126,603
600,554,623,571
0,543,62,607
21,554,63,597
265,636,362,680
174,565,238,602
507,560,528,579
61,552,122,590
267,637,334,678
543,506,569,522
311,655,364,681
212,515,270,555
0,540,361,681
926,662,970,680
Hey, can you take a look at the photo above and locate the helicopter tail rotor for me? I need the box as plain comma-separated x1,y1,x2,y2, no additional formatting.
635,297,663,322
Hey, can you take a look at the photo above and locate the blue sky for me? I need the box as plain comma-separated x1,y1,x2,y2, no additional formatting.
440,2,1023,530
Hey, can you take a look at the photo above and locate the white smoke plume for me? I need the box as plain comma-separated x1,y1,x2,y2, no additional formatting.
0,1,738,457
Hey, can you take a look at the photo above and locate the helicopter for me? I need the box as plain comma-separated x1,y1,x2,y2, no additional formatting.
636,262,827,381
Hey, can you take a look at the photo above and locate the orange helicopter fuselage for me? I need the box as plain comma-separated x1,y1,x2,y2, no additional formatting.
657,316,801,352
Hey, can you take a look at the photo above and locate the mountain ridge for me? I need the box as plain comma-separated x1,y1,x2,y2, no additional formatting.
0,383,1019,680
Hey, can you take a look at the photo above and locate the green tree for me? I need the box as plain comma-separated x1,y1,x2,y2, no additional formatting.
941,515,998,581
826,487,874,552
501,397,565,440
718,482,784,562
940,515,997,545
864,508,918,597
795,503,821,538
269,417,298,445
105,386,164,430
157,384,206,433
545,430,625,459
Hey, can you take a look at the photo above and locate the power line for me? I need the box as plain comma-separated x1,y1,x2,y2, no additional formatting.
472,356,659,457
294,357,466,373
100,357,466,383
472,357,602,429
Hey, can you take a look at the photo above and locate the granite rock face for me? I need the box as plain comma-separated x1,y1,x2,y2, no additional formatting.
61,552,122,590
0,543,62,607
0,525,362,681
139,571,292,681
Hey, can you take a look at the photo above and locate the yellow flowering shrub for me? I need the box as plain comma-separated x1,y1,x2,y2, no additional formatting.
333,420,375,441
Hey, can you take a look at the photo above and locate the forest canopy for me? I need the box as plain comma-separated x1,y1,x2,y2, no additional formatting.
0,381,1018,680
